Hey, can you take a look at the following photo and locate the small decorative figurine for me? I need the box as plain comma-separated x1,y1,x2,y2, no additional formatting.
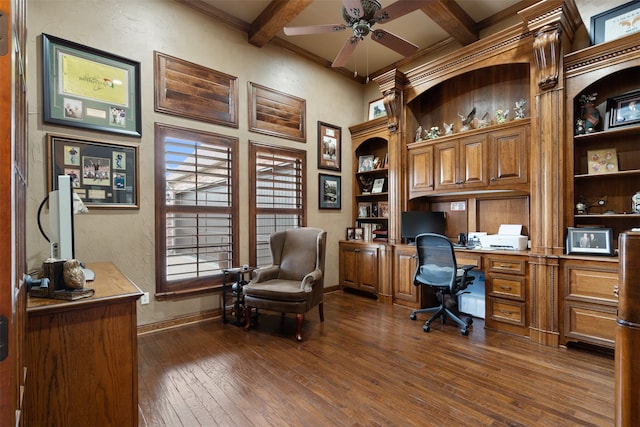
443,122,454,135
632,191,640,214
426,126,440,139
472,111,490,129
415,125,423,142
575,118,585,135
458,107,476,132
63,259,86,290
579,93,600,133
514,99,526,119
495,109,509,124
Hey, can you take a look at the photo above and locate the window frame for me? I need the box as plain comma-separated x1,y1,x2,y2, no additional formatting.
249,141,306,268
155,123,239,298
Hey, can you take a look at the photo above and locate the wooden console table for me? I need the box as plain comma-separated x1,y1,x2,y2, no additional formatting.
25,262,143,426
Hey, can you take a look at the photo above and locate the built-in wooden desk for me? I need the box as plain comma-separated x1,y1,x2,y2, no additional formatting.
25,262,143,427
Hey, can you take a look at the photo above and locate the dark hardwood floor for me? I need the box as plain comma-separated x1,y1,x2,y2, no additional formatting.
138,290,614,426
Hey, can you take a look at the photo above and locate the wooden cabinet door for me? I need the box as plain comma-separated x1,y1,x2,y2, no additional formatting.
393,246,419,307
434,140,458,190
489,126,528,187
339,245,358,288
357,247,379,293
408,144,434,198
459,134,488,188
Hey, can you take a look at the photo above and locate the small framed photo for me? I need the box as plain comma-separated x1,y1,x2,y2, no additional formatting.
354,227,364,240
368,98,386,120
587,148,618,174
317,121,341,171
566,227,614,256
607,90,640,128
371,177,386,194
358,155,374,172
318,173,341,209
590,1,640,45
346,227,356,240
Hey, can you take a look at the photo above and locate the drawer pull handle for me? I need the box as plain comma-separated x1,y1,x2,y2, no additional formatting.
499,286,512,291
498,264,514,269
499,310,514,316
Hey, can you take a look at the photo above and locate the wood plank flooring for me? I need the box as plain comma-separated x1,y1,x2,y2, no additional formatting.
137,291,614,426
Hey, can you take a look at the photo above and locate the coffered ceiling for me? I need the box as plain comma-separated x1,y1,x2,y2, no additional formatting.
174,0,625,83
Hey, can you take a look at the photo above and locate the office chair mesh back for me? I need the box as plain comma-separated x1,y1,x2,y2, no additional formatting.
411,233,474,335
414,234,457,290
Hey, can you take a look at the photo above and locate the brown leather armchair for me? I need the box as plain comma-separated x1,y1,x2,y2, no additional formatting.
243,227,326,341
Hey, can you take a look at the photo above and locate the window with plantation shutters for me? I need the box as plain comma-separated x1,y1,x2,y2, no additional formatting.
249,142,306,268
155,123,239,297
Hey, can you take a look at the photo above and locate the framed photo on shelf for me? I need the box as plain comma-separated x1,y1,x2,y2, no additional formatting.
358,155,374,172
42,33,142,137
318,173,341,209
590,1,640,45
368,98,386,120
566,227,614,256
346,227,356,240
317,121,341,171
607,90,640,128
587,148,618,174
358,202,371,218
47,133,139,208
371,177,386,194
353,227,364,240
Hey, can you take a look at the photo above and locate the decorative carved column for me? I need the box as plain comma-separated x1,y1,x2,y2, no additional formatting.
519,0,582,345
373,69,404,244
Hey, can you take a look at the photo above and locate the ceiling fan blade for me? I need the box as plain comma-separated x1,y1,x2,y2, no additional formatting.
375,0,432,23
332,36,360,68
371,29,419,57
342,0,364,19
283,24,347,36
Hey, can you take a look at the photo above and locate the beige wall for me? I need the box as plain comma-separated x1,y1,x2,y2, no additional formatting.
26,0,365,325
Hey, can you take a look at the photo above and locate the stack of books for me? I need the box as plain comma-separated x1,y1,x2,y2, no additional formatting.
372,228,388,242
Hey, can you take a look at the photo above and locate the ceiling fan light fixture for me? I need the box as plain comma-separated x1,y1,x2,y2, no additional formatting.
342,0,381,26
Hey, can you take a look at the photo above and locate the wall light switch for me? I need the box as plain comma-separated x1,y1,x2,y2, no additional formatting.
140,292,150,305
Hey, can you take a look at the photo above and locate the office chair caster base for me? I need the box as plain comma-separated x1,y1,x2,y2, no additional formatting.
423,324,431,332
410,313,417,320
461,328,469,336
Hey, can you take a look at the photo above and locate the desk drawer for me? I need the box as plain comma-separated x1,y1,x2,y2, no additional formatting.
488,273,525,300
488,297,525,326
455,252,482,269
487,257,526,275
566,267,618,303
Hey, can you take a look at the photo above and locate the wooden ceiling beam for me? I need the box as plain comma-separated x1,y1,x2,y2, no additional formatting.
249,0,314,47
420,0,478,46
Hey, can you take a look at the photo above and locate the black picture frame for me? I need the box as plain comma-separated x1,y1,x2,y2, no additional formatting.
318,173,341,210
42,33,142,137
590,1,640,45
566,227,614,256
317,121,341,171
607,89,640,128
47,133,139,209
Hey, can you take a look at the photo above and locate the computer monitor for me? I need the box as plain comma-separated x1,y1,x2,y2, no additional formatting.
49,175,75,260
401,211,446,244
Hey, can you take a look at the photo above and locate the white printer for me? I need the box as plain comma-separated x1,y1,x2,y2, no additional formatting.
479,224,528,251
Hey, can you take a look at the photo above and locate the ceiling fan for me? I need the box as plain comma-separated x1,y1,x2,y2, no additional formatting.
283,0,430,68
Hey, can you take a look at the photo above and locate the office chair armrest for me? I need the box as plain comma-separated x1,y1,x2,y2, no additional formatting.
459,265,476,273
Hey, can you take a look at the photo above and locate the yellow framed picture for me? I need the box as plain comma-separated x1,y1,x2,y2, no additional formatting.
587,148,618,174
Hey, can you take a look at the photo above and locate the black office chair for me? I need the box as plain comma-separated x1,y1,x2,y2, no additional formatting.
409,233,475,335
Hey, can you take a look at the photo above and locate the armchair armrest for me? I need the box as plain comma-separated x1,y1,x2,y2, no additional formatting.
300,268,323,292
253,265,280,283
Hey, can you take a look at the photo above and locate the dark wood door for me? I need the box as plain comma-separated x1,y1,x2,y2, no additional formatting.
0,0,28,425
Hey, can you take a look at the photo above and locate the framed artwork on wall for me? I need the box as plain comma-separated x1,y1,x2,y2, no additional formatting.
42,33,142,137
47,133,139,209
319,174,341,210
317,121,341,171
566,227,614,256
